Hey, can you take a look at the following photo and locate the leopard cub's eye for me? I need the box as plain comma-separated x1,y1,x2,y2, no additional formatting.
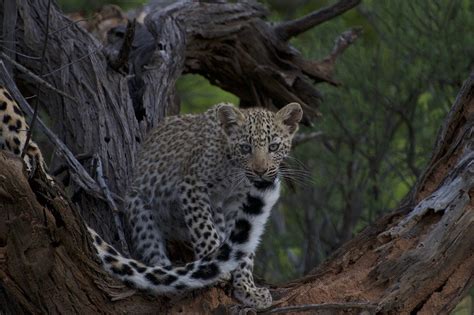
269,143,280,152
240,144,252,154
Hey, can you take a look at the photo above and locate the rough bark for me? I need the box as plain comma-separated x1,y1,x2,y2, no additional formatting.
0,0,472,314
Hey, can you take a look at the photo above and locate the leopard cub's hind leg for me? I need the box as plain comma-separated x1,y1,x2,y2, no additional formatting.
126,191,171,266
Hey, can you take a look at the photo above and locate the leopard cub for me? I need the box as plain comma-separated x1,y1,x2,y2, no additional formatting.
116,102,302,308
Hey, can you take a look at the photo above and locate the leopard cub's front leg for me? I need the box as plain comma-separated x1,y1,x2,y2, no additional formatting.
180,176,222,259
232,252,272,309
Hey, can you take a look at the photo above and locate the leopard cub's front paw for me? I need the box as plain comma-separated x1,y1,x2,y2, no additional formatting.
216,272,232,290
233,286,272,309
219,271,232,282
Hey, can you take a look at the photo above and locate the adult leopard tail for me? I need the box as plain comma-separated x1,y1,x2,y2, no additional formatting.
89,180,280,294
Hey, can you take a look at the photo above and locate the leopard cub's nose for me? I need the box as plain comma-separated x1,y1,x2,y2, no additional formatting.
254,169,267,177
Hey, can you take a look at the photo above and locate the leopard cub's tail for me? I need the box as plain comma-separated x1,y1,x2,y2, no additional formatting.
89,227,240,293
88,181,280,294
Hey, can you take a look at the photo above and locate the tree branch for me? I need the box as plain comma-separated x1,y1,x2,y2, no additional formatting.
293,27,363,86
94,154,130,256
274,0,362,41
0,52,79,105
266,302,376,314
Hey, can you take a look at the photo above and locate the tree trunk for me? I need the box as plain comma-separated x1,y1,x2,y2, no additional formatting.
0,0,472,314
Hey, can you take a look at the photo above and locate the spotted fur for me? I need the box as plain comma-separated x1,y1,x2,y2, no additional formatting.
0,86,47,176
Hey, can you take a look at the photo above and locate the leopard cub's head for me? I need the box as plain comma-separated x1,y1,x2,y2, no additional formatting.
217,102,303,186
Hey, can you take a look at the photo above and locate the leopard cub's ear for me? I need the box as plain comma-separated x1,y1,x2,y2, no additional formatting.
217,104,245,135
276,102,303,134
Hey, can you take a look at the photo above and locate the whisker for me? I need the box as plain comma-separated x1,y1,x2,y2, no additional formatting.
280,174,314,184
281,176,313,188
285,155,310,170
280,168,312,175
279,171,315,187
280,169,313,180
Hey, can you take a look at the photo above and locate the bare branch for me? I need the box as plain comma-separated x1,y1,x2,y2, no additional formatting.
329,27,363,61
0,52,79,105
294,27,363,85
94,154,130,256
275,0,362,41
40,48,101,78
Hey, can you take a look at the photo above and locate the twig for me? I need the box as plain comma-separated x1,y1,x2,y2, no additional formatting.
22,0,52,158
275,0,361,41
265,302,377,314
0,52,79,105
0,39,18,44
51,153,93,176
0,61,119,203
94,154,130,256
328,27,363,62
0,46,41,60
50,17,94,35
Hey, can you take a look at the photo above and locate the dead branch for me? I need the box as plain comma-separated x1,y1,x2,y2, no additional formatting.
94,154,130,256
275,0,362,41
293,27,363,86
119,1,362,124
0,52,79,105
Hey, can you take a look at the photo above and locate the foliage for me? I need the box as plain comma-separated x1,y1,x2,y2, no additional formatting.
252,0,474,283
